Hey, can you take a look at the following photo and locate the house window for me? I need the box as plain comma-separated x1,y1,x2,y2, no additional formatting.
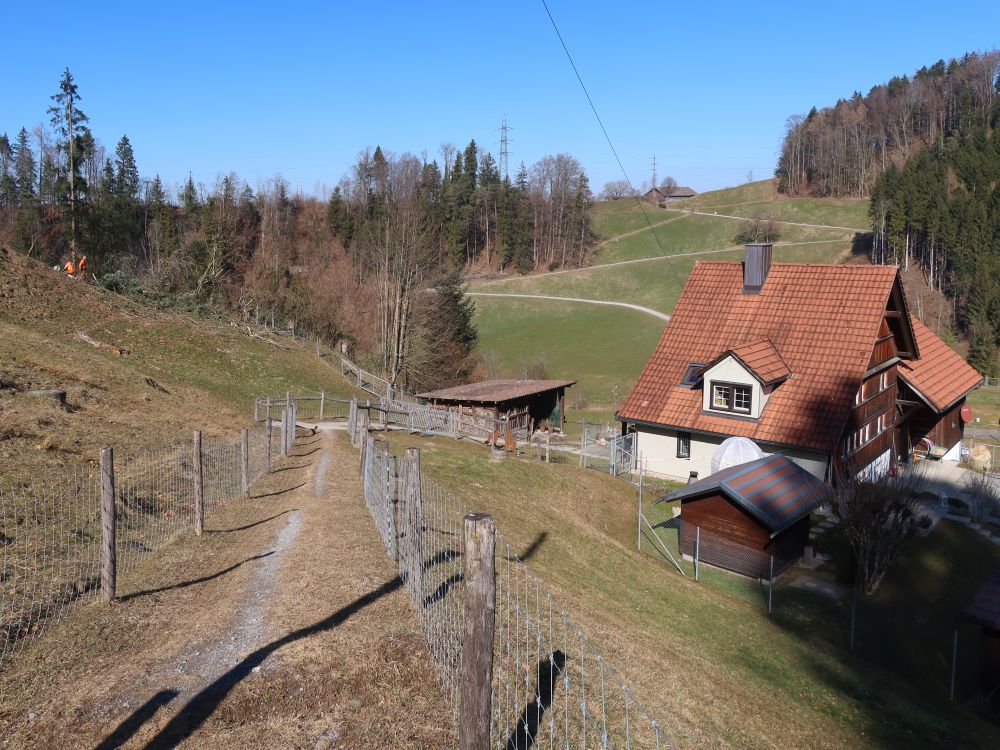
677,431,691,458
710,382,751,414
880,371,889,391
680,363,705,387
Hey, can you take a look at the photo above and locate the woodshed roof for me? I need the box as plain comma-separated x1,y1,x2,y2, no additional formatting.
618,262,905,453
964,569,1000,631
418,379,575,404
898,317,983,412
662,454,830,535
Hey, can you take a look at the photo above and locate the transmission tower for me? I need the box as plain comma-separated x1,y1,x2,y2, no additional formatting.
651,153,657,190
498,115,513,181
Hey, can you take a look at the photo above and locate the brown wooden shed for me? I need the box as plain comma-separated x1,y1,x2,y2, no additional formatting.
661,454,829,577
962,569,1000,713
417,379,575,433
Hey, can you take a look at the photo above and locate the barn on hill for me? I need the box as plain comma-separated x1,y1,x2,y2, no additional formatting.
962,569,1000,713
661,454,829,577
418,379,575,433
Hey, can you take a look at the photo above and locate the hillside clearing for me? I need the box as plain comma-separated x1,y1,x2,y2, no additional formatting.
378,431,1000,749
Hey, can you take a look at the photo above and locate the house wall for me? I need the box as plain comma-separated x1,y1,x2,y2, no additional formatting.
633,424,828,481
980,629,1000,710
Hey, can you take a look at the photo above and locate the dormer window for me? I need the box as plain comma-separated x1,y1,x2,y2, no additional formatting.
711,381,752,414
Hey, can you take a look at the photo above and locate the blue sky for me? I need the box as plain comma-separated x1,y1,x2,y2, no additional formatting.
3,1,998,198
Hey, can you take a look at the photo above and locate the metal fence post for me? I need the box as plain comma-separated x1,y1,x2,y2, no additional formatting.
695,526,700,582
460,513,496,750
193,430,204,535
767,555,774,614
849,589,858,650
241,427,250,501
99,446,116,602
950,629,958,701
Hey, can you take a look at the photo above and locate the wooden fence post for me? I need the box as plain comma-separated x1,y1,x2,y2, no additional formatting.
695,526,700,581
265,398,272,473
579,421,587,468
460,513,496,750
405,448,424,595
193,430,204,535
241,427,250,501
280,409,288,457
359,419,370,479
99,446,116,602
320,389,325,421
254,396,259,422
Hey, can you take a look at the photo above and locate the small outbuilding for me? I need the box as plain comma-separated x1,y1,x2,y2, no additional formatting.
660,454,829,577
962,569,1000,713
417,379,575,433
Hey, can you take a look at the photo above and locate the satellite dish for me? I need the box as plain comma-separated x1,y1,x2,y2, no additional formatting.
711,436,764,474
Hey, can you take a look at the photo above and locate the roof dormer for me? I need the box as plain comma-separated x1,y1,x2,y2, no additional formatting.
699,339,791,420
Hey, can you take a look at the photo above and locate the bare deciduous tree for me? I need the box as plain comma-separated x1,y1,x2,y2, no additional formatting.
601,180,630,200
830,466,932,595
736,209,781,244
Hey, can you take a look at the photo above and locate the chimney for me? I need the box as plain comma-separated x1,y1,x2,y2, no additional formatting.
743,243,773,293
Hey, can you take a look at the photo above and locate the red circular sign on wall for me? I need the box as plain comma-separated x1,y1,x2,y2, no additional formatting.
960,405,973,423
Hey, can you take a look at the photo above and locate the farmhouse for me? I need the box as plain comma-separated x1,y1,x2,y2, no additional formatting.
642,186,698,206
418,379,575,433
661,454,829,576
617,244,983,481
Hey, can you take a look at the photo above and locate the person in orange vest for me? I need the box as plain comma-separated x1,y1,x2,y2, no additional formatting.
62,258,77,277
76,256,87,279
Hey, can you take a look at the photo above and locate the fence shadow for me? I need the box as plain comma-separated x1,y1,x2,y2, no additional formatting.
210,508,300,532
250,484,306,501
119,552,275,602
93,689,179,750
139,575,403,750
504,650,566,750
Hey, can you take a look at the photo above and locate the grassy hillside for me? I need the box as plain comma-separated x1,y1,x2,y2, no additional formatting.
469,180,868,408
0,247,358,484
382,431,1000,749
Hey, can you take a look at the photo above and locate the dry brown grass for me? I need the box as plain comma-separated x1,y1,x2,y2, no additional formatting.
0,430,452,749
0,248,358,486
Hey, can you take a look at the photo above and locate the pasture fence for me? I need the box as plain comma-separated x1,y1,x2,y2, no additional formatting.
357,424,676,749
0,420,275,670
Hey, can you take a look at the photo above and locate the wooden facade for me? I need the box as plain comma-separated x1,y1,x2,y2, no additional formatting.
679,493,811,577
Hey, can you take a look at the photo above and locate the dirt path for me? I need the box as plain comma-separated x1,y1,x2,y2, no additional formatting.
467,291,670,321
0,430,452,749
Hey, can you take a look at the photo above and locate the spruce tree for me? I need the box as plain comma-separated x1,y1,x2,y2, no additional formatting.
47,68,90,251
113,135,139,200
13,128,36,205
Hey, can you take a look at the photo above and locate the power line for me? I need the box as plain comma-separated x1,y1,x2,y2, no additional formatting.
538,0,685,294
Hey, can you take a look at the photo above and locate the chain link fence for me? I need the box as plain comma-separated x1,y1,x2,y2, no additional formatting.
357,428,676,748
0,422,273,669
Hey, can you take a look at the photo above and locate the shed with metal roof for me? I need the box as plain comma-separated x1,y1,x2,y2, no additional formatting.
660,454,829,576
962,569,1000,711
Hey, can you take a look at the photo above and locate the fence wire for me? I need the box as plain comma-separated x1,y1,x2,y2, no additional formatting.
359,430,676,748
0,422,269,669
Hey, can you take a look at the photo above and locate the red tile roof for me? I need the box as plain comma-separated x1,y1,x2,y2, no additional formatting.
724,339,792,385
418,379,575,404
898,317,983,412
618,262,902,453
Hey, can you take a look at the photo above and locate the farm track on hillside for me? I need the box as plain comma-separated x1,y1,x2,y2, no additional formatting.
466,292,670,321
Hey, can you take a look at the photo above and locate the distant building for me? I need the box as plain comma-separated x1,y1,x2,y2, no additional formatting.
418,379,575,433
642,186,698,206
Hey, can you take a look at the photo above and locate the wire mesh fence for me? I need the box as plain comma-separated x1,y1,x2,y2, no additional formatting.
358,428,676,748
255,394,352,424
0,422,273,670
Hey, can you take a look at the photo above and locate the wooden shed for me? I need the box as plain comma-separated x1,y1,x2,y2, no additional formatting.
417,379,575,433
662,454,829,577
962,569,1000,713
